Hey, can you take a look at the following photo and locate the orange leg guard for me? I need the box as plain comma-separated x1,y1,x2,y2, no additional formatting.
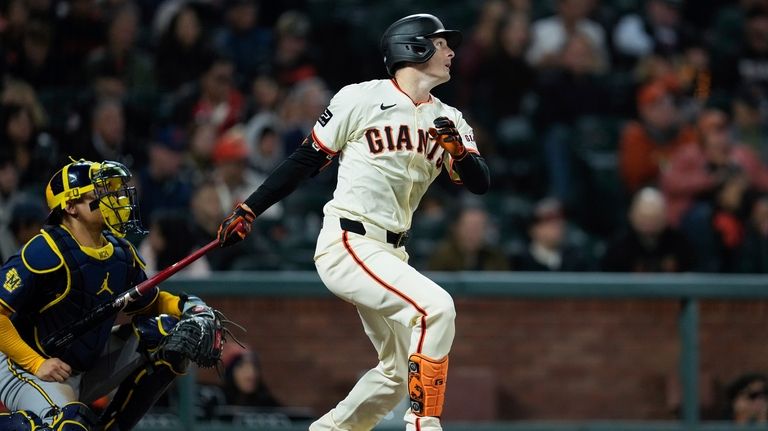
407,353,449,417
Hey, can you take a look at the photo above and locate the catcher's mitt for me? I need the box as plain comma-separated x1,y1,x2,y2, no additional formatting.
160,295,243,368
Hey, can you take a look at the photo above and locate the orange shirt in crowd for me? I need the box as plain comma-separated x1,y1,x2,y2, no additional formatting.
619,121,697,193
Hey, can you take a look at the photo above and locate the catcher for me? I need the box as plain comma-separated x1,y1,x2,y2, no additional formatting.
0,159,226,431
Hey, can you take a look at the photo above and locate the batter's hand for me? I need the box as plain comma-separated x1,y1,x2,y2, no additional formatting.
36,358,72,382
429,117,467,159
218,203,255,247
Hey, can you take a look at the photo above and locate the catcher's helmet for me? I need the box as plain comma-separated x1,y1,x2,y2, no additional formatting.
45,159,145,237
380,14,462,76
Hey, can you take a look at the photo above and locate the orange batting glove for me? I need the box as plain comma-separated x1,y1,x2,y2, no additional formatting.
429,116,467,160
217,203,256,247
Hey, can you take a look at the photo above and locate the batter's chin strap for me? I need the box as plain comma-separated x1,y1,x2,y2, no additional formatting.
408,353,449,417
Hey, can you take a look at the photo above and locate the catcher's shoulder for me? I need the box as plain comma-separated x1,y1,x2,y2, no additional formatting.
106,232,147,269
21,231,64,274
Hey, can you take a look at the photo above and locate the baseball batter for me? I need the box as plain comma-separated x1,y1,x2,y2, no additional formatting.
218,13,490,431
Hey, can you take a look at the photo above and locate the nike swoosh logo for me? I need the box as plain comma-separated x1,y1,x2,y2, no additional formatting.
380,103,396,110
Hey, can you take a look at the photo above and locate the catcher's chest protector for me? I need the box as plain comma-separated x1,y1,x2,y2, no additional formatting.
15,226,133,371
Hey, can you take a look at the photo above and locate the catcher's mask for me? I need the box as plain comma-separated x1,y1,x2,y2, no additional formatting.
45,159,145,237
380,13,462,76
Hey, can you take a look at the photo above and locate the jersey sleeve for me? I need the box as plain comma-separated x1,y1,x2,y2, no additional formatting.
444,111,480,183
310,85,362,155
0,255,36,314
0,233,60,314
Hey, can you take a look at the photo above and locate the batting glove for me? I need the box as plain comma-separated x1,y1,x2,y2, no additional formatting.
217,203,255,247
429,117,467,159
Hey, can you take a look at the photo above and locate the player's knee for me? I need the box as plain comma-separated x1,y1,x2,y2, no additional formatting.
378,359,407,386
49,402,98,431
427,291,456,323
0,410,49,431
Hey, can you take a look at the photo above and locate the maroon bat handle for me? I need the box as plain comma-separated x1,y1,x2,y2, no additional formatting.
135,238,218,294
129,221,247,297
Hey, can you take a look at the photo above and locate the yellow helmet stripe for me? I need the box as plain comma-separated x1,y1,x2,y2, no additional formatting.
49,162,95,210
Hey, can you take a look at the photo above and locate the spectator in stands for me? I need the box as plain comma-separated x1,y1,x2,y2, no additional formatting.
619,80,697,194
279,77,330,153
662,109,768,271
612,0,697,69
243,75,284,173
601,187,694,272
138,209,211,277
731,84,768,163
456,0,510,125
736,194,768,272
172,55,245,136
724,373,768,424
68,98,145,169
85,3,155,96
535,30,610,127
245,123,284,176
526,0,608,69
244,73,282,118
511,197,594,271
53,0,105,85
210,126,281,219
155,4,213,93
428,205,509,271
272,10,317,88
5,19,61,89
0,0,29,57
483,12,535,124
0,78,47,133
190,180,223,244
0,102,58,191
136,125,193,223
215,0,273,84
222,348,281,408
0,196,45,263
0,150,20,232
535,31,612,208
188,179,260,271
711,6,768,95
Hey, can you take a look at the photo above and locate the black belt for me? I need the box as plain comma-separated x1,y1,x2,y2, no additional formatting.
340,218,409,248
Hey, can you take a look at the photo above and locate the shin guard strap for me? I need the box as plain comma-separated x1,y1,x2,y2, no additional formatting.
408,353,449,417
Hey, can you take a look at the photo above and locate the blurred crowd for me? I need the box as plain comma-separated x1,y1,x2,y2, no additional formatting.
3,0,768,273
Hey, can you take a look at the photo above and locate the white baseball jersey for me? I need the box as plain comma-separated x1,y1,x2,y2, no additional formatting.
311,79,479,233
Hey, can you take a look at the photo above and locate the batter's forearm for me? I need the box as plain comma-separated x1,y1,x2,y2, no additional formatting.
453,153,490,194
243,145,330,216
0,313,45,374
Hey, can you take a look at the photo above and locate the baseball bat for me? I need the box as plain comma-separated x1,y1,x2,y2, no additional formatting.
40,224,243,355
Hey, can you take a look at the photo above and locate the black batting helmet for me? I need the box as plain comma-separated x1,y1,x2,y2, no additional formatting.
380,14,462,76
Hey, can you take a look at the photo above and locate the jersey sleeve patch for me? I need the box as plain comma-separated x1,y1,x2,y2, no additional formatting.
318,108,333,126
3,268,22,294
21,234,63,274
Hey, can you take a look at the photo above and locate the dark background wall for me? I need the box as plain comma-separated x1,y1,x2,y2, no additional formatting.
198,297,768,421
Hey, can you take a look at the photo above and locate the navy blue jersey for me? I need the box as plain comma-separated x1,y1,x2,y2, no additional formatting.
0,225,157,371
